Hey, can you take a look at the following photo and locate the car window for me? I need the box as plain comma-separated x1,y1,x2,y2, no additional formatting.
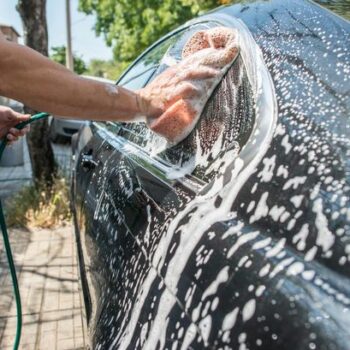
117,32,183,90
159,54,255,183
99,31,185,135
113,23,221,150
116,22,255,183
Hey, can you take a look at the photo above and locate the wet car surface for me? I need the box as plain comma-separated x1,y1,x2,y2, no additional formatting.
71,0,350,349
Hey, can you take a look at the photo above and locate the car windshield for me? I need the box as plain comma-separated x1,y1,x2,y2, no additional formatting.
313,0,350,20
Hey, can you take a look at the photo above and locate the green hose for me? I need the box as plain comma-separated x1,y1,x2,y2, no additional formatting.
0,112,49,350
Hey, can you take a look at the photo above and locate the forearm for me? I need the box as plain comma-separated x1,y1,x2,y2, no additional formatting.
0,40,143,121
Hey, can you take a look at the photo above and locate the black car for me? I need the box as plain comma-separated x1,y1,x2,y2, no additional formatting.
71,0,350,349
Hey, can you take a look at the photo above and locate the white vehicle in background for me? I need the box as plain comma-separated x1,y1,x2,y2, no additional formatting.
49,75,115,142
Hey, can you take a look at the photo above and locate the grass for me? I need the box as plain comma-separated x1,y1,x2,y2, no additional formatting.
5,176,71,228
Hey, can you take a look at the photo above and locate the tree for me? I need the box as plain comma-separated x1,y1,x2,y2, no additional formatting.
79,0,231,63
51,46,87,75
87,59,126,81
17,0,56,185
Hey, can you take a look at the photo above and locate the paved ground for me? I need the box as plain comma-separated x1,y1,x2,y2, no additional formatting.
0,137,71,199
0,137,32,199
0,225,87,350
0,138,85,349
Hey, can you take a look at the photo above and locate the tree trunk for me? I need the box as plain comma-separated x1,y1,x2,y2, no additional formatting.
17,0,56,185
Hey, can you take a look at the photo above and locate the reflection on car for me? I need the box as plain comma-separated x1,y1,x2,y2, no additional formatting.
71,1,350,349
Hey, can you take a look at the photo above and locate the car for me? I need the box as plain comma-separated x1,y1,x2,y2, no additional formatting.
49,75,114,142
71,1,350,349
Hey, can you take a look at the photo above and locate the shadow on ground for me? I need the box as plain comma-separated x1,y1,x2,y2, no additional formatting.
0,225,86,350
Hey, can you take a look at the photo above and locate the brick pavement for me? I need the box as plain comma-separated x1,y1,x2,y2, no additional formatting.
0,225,86,350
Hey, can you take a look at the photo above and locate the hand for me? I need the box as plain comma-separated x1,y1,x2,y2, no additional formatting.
138,27,238,116
137,57,219,119
0,106,30,142
138,27,238,142
138,37,238,118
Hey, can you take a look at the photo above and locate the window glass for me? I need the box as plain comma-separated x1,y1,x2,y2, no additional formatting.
159,55,255,183
117,33,183,91
117,22,220,151
117,22,255,183
147,22,218,79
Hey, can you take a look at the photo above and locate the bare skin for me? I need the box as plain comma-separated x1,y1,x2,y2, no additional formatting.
0,29,235,142
0,106,30,142
0,33,220,124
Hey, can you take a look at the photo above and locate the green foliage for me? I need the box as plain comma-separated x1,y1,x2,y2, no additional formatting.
5,175,71,228
87,59,129,81
51,45,87,74
78,0,231,63
313,0,350,21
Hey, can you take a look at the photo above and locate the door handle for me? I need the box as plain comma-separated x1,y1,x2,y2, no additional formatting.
133,188,149,207
133,188,163,212
81,152,98,171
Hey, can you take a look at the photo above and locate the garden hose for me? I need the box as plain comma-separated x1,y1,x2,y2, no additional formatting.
0,112,49,350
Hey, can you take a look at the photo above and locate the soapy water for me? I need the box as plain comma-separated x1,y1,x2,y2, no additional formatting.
160,53,255,183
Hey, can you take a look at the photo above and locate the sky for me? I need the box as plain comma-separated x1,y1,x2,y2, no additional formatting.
0,0,113,62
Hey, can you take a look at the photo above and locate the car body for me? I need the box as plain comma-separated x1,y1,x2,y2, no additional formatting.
50,75,114,142
71,1,350,349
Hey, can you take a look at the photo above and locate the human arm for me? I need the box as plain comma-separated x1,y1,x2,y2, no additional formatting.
0,38,220,122
0,38,143,121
